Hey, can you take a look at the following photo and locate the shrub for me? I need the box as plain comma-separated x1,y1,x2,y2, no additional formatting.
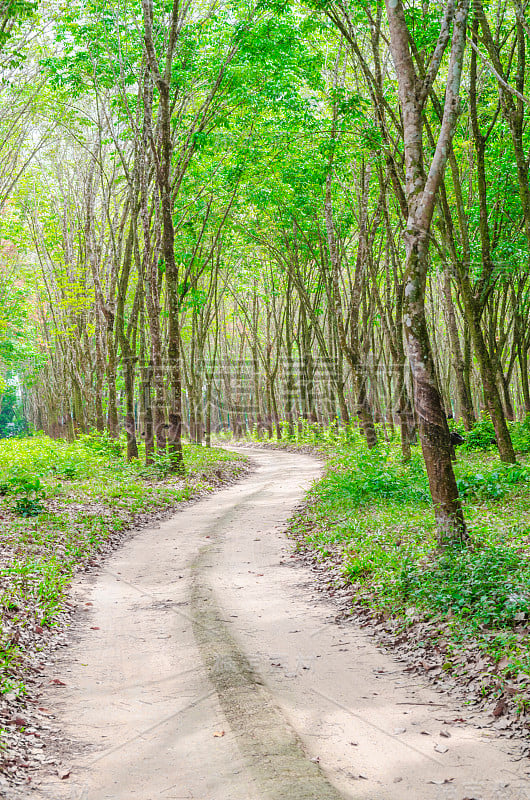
78,430,123,457
456,463,530,501
10,475,46,517
509,415,530,454
462,418,496,451
317,447,430,506
138,451,186,479
397,544,530,628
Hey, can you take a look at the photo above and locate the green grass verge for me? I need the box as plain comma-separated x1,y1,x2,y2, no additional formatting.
0,433,247,697
286,430,530,704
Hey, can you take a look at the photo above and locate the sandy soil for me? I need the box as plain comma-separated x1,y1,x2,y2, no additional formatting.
23,448,530,800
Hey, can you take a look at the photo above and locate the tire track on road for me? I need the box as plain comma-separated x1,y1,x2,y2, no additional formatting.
191,522,347,800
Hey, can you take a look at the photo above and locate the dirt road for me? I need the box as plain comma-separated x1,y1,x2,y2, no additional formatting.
29,448,529,800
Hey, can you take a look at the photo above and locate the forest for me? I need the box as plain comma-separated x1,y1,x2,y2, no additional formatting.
2,0,530,795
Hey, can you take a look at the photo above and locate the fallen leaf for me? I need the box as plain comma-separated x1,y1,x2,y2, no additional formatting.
427,778,454,785
434,743,448,754
49,679,66,686
213,731,225,738
439,730,451,738
493,697,507,718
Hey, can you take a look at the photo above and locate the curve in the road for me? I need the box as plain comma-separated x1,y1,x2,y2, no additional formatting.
25,447,529,800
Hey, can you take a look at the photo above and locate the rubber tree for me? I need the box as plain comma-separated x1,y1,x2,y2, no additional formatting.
384,0,470,542
142,0,185,472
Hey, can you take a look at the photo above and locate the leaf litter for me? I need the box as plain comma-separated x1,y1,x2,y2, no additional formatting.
0,455,249,793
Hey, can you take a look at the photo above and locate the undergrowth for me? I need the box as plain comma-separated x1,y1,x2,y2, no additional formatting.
284,419,530,687
0,433,246,697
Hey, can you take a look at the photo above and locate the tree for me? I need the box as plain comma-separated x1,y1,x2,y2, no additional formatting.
381,0,470,541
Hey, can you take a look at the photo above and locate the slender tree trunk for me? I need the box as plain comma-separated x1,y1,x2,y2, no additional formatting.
325,159,377,447
124,356,139,460
139,302,154,465
519,345,530,415
285,279,296,438
106,322,119,437
458,277,516,462
385,0,470,541
143,0,184,473
404,239,466,537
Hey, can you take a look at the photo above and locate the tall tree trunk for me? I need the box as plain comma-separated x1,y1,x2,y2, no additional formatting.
459,279,516,460
139,306,154,465
325,156,377,447
106,321,119,437
519,344,530,415
465,24,516,461
143,0,184,473
124,357,139,460
384,0,469,541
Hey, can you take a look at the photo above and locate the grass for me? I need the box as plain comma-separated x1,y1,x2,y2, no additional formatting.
280,421,530,702
4,421,530,714
0,433,247,697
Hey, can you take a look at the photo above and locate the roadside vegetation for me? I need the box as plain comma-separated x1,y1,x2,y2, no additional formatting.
0,433,247,699
255,418,530,713
1,0,530,787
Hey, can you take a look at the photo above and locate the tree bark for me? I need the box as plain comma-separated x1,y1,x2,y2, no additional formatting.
384,0,469,542
142,0,184,473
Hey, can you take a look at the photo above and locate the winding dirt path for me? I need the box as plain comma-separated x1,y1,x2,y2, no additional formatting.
28,448,529,800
